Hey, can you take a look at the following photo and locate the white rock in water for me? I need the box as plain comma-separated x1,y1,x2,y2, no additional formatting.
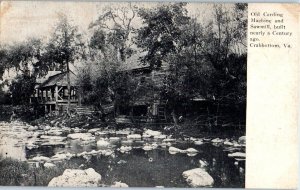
88,128,101,134
182,168,214,187
119,146,132,153
67,133,94,141
185,148,199,153
211,138,223,143
44,163,56,168
111,181,129,187
142,134,152,138
199,160,208,168
168,147,184,154
28,126,38,131
48,168,101,187
51,152,74,161
153,135,166,139
40,135,66,141
127,134,141,139
144,129,162,137
228,152,246,158
97,140,110,147
224,141,234,146
32,156,51,162
143,145,153,151
47,129,63,136
238,136,246,144
162,138,176,143
194,140,204,145
116,130,131,135
109,137,120,142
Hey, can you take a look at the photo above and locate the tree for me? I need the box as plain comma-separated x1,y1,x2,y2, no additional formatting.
136,2,190,69
89,3,138,63
43,14,85,115
136,3,192,125
9,74,36,105
203,4,247,104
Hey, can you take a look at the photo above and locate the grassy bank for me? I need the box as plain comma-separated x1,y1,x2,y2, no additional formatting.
0,155,86,186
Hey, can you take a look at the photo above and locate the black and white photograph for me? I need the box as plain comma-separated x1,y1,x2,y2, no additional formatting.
0,2,247,188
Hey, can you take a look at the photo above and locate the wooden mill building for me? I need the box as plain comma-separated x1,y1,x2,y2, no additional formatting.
31,71,79,113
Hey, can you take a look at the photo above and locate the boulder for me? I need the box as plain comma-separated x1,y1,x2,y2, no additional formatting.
32,156,51,162
199,160,208,168
67,133,94,141
119,146,132,153
168,147,184,154
127,134,141,139
238,136,246,144
223,141,234,146
182,168,214,187
48,168,101,187
162,138,176,143
211,138,223,143
194,140,204,145
228,152,246,158
44,163,56,168
185,148,199,153
153,135,167,139
111,181,129,187
109,137,121,142
97,140,110,147
88,128,101,134
51,152,74,161
144,129,162,137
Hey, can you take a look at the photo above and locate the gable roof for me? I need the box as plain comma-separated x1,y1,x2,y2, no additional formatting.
38,71,76,88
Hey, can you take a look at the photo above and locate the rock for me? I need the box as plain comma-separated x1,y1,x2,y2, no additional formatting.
127,134,141,139
48,168,101,187
238,136,246,144
111,181,129,188
199,160,208,168
187,153,198,157
44,163,56,168
51,152,74,161
185,148,199,153
144,129,162,137
109,137,120,142
211,138,223,143
46,129,63,136
142,134,152,138
121,140,133,145
168,147,184,154
119,146,132,153
228,152,246,158
224,141,234,146
67,133,94,141
117,160,127,164
40,135,66,141
116,130,131,136
162,138,176,143
32,156,51,162
88,128,101,134
26,142,39,150
95,131,108,136
27,126,38,131
182,168,214,187
153,135,166,139
97,139,110,147
143,145,153,151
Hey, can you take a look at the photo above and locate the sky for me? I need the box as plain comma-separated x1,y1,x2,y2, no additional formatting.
0,1,215,44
